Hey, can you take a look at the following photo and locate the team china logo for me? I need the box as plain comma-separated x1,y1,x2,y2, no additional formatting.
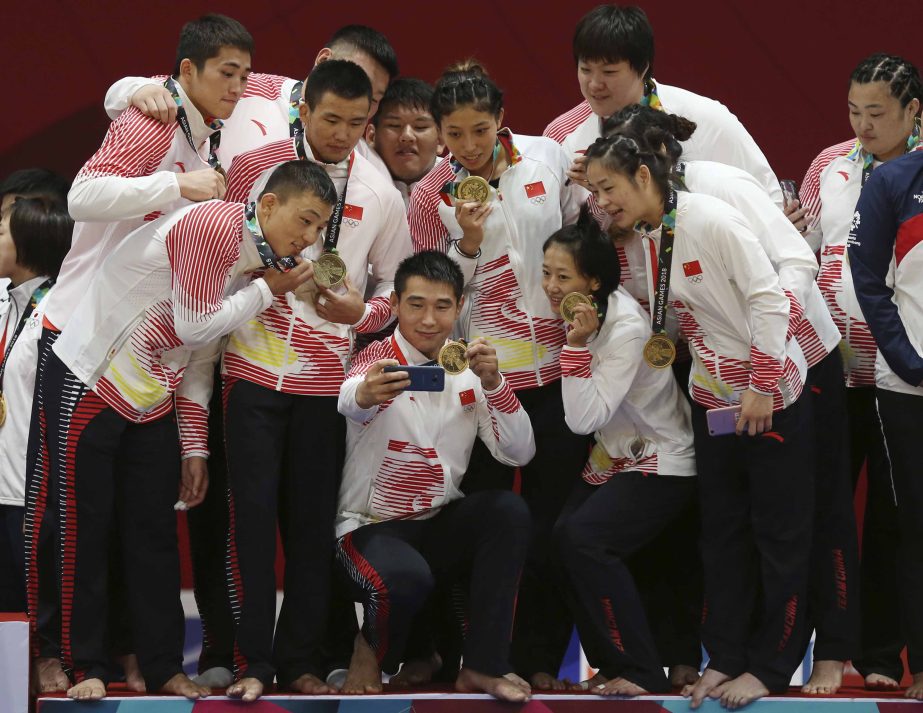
343,204,363,228
459,388,476,412
683,260,703,284
251,119,268,136
524,181,546,205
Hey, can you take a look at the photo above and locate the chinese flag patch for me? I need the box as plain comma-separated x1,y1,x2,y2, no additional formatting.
343,204,364,221
683,260,703,277
459,389,476,407
524,181,546,199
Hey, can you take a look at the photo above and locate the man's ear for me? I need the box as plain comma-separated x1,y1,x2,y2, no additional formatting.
314,47,334,67
258,192,278,216
178,58,195,80
389,290,399,315
365,123,376,147
456,294,464,317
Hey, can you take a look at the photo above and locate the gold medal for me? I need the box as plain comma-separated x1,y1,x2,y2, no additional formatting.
314,251,348,290
456,176,491,203
0,393,6,428
643,333,676,369
560,292,593,324
438,340,469,375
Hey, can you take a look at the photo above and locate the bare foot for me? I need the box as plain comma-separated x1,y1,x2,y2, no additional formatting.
341,633,383,694
227,677,263,702
802,660,844,695
684,667,731,709
866,672,901,691
906,672,923,700
717,672,769,709
572,672,607,691
36,657,70,693
118,653,147,693
67,678,106,701
161,672,210,700
289,672,332,694
596,676,649,696
531,671,568,690
391,653,443,687
456,667,530,702
671,664,700,688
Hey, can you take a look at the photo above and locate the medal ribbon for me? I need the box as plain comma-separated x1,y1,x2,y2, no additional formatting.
646,188,678,336
390,334,437,367
245,202,296,271
164,77,223,172
0,279,53,393
444,129,522,196
640,78,663,112
847,123,921,186
321,152,356,254
289,80,304,139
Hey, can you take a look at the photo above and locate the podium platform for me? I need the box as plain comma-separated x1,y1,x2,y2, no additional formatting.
36,689,923,712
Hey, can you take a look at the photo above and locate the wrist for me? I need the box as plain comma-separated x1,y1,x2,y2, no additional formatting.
480,373,502,391
458,233,482,255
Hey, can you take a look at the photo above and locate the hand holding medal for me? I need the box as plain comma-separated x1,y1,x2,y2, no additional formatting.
562,292,600,347
463,337,501,391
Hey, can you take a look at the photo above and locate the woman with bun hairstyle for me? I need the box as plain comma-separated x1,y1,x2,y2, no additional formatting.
584,134,815,709
605,105,858,695
545,205,697,696
408,60,590,688
798,53,922,692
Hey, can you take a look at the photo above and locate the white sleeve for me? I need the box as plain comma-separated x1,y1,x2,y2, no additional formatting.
704,171,817,314
559,337,644,435
67,173,181,222
174,338,223,459
710,207,789,392
475,377,536,466
355,191,413,333
338,375,380,424
552,142,589,225
174,280,272,349
684,102,784,208
449,240,479,285
105,76,160,119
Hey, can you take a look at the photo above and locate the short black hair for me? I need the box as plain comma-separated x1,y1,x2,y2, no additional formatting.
325,25,399,80
260,160,338,206
8,197,73,279
543,204,621,321
572,5,654,80
172,14,253,76
372,78,435,127
0,168,70,208
394,251,464,302
305,59,373,111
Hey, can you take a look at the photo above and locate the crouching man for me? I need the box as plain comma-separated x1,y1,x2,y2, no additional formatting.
333,250,535,702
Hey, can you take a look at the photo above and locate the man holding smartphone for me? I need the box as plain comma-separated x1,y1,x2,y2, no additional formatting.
332,250,535,702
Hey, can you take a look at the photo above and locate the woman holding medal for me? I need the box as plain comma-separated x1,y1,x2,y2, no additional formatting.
584,134,815,709
542,206,697,696
408,61,590,688
799,53,922,692
605,105,858,696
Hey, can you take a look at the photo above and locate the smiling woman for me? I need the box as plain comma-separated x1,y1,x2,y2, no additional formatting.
407,59,596,691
